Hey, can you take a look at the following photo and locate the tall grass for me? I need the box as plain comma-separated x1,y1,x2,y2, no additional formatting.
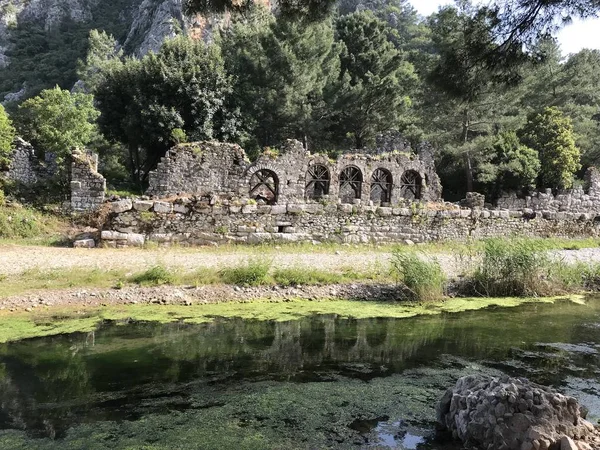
129,265,175,286
472,239,549,297
390,250,445,301
220,258,272,286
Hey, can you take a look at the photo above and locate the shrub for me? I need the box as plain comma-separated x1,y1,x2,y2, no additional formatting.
390,250,445,301
273,267,338,286
220,258,272,286
472,239,548,297
130,265,175,286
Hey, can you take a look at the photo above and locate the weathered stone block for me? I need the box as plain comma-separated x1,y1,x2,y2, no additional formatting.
376,207,392,217
133,200,154,211
112,199,133,213
127,233,145,247
287,204,306,214
270,205,287,215
153,201,173,213
101,231,128,240
73,238,95,248
242,204,257,214
173,204,189,214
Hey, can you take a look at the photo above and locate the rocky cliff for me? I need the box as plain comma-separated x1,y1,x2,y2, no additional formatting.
0,0,237,102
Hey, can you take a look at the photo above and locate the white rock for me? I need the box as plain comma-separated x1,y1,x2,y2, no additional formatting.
153,201,172,213
73,238,95,248
111,199,133,213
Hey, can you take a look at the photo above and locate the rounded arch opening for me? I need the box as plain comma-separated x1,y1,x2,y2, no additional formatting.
305,164,330,200
339,166,363,203
370,168,393,204
249,169,279,205
400,170,422,200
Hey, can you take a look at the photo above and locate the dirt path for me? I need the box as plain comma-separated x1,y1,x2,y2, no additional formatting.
2,244,600,278
0,245,393,275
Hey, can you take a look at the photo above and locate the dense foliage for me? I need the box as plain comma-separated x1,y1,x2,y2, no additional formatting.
2,0,600,200
16,87,99,166
519,107,581,189
94,36,239,187
0,105,15,170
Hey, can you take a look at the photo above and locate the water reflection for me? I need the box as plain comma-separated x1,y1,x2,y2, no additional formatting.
0,298,599,445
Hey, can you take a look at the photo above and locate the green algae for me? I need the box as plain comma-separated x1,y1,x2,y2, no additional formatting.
0,295,584,344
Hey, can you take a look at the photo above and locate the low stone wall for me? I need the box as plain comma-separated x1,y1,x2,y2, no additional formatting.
99,197,600,247
496,167,600,214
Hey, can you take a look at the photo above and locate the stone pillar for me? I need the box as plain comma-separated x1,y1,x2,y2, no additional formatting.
70,149,106,212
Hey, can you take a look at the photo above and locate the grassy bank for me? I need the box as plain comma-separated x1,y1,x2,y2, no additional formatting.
0,262,390,298
0,295,582,344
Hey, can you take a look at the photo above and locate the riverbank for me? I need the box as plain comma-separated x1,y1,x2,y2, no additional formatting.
0,291,585,343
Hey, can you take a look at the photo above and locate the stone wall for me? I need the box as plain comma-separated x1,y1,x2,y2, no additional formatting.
146,139,442,206
99,198,600,247
70,150,106,212
496,167,600,213
5,138,44,184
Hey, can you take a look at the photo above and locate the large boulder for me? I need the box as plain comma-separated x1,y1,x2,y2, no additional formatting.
436,375,600,450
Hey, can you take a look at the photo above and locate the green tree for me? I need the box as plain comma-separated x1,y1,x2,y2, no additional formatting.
95,36,239,187
331,10,417,148
519,106,581,189
0,105,16,170
220,8,340,152
477,131,540,199
425,3,525,194
16,87,99,166
76,29,124,92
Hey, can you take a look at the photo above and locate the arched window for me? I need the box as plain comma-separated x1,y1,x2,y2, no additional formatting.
249,169,279,205
305,165,330,200
339,166,363,203
370,168,393,204
400,170,422,200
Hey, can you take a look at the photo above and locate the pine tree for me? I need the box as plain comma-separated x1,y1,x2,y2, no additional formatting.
330,10,417,148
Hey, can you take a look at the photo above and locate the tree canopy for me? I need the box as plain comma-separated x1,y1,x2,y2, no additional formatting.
16,87,99,166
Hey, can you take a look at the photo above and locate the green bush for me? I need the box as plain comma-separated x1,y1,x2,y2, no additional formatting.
273,267,339,286
472,239,549,297
220,258,272,286
130,265,175,286
390,250,445,301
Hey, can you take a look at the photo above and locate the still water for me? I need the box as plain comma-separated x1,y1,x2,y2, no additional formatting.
1,299,600,449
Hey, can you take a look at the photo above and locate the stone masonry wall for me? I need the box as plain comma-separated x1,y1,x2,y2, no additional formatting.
70,150,106,212
6,138,44,184
100,198,600,247
496,167,600,213
146,139,442,206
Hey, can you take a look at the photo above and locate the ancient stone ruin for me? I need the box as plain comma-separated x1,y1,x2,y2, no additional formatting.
146,138,442,205
2,138,106,212
70,149,106,212
99,138,600,248
437,374,600,450
496,168,600,214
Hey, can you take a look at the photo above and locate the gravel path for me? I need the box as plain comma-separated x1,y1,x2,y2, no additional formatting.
0,245,393,276
3,245,600,278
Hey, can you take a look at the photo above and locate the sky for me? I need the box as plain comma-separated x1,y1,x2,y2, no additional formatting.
408,0,600,56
